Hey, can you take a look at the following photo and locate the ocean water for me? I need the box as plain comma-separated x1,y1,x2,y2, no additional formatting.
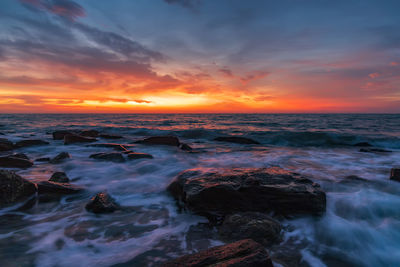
0,113,399,267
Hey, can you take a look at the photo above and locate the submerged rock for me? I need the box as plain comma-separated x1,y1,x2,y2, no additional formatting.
359,148,392,153
35,157,50,162
0,170,36,205
11,153,30,160
64,134,97,145
135,136,180,146
49,152,70,164
89,152,125,163
162,239,273,267
0,138,13,152
49,172,69,183
353,142,373,147
14,139,49,148
127,152,153,160
168,167,326,218
0,155,33,168
37,181,83,195
179,143,193,151
214,136,260,144
219,212,282,246
85,192,120,213
390,168,400,182
88,143,129,151
79,130,99,138
99,134,123,139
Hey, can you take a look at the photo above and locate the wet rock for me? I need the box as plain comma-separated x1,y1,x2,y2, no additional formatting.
214,136,260,144
90,152,125,163
0,155,33,168
85,192,120,213
52,130,76,140
135,136,180,147
127,152,153,160
36,181,83,195
353,142,373,147
179,143,193,151
339,175,368,185
35,157,50,162
88,143,129,151
49,152,70,164
390,168,400,182
79,130,99,138
49,172,69,183
0,170,36,205
12,153,29,160
64,134,97,145
99,134,123,139
162,239,273,267
14,139,49,148
168,167,326,218
0,138,13,152
219,212,281,246
359,148,392,153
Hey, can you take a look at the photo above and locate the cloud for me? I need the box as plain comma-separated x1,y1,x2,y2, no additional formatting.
19,0,85,20
219,67,234,77
368,72,380,79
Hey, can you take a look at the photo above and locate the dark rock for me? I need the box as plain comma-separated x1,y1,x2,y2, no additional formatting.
135,136,180,147
64,134,97,145
127,152,153,160
162,239,273,267
89,152,125,163
0,170,36,205
359,148,392,153
219,212,281,245
179,143,193,151
214,136,260,144
35,157,50,162
12,153,29,160
390,168,400,182
49,152,70,164
79,130,99,138
14,139,49,148
36,181,83,195
168,167,326,218
0,138,13,152
85,192,120,213
53,130,76,140
353,142,373,147
0,155,33,168
49,172,69,183
99,134,123,139
88,143,129,151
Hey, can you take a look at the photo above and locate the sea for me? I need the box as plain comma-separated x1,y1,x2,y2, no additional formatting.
0,113,399,267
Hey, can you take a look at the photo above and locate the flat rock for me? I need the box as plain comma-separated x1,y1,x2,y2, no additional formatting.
219,212,281,245
37,181,83,195
89,152,125,163
214,136,260,144
390,168,400,182
64,134,97,145
168,167,326,218
0,155,33,168
162,239,273,267
49,152,70,164
0,170,36,205
49,172,69,183
99,134,123,139
79,130,99,138
0,138,13,152
127,152,153,160
14,139,49,148
135,136,180,147
85,192,121,213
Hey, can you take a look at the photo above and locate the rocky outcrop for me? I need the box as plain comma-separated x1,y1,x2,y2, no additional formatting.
85,192,120,213
219,212,281,245
14,139,49,148
36,181,83,195
390,168,400,182
0,138,13,152
0,155,33,168
89,152,125,163
49,172,69,183
49,152,70,164
214,136,260,144
0,170,36,205
127,152,153,160
64,134,97,145
168,167,326,218
162,239,273,267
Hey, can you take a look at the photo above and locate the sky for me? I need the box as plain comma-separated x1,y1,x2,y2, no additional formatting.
0,0,399,113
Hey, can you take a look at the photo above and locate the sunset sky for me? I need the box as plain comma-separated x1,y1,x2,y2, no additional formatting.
0,0,399,113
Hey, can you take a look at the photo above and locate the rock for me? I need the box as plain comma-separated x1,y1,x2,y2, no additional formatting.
127,152,153,160
168,167,326,218
339,175,367,185
359,148,392,153
353,142,373,147
35,157,50,162
52,130,76,140
49,152,70,164
14,139,49,148
88,143,129,151
64,134,97,145
390,168,400,182
36,181,83,195
85,192,120,213
79,130,99,138
214,136,260,144
162,239,273,267
11,153,29,160
219,212,281,245
0,138,13,152
89,152,125,163
0,170,36,205
99,134,123,139
0,155,33,168
49,172,69,183
179,143,193,151
135,136,180,147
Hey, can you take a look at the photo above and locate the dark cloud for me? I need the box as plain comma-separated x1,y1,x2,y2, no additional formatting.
19,0,85,20
219,67,233,77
